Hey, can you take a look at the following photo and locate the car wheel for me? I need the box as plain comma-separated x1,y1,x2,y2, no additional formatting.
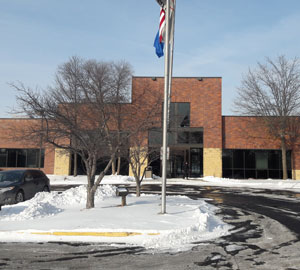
15,191,24,204
43,186,50,192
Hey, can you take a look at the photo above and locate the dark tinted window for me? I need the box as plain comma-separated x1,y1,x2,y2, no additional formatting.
0,149,44,168
268,150,280,169
149,129,203,146
256,152,268,170
0,149,7,167
222,149,292,179
222,150,232,169
177,132,189,144
233,150,244,169
168,103,190,128
7,150,17,167
245,150,255,169
17,150,26,167
27,150,39,168
190,131,203,144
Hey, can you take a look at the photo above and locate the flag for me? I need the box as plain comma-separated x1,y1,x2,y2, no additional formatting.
154,7,166,57
153,1,175,57
159,7,166,42
154,31,164,58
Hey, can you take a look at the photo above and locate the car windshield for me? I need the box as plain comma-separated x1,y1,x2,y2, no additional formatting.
0,171,24,184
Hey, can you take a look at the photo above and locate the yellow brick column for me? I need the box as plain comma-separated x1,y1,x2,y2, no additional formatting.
203,148,222,178
54,148,71,175
129,147,148,178
292,170,300,180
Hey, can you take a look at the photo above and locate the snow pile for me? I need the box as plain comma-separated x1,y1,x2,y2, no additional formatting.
0,185,116,221
0,201,62,221
0,185,230,252
48,174,135,186
142,203,229,251
202,176,300,190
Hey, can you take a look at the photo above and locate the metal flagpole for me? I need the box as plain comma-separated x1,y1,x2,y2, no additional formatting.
167,0,176,124
161,0,171,214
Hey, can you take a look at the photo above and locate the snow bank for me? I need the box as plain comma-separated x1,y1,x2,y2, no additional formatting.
202,176,300,190
48,174,135,186
0,184,230,252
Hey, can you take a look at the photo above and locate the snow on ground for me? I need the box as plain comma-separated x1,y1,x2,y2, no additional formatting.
48,174,135,186
2,174,299,252
0,184,231,252
200,176,300,191
48,174,300,192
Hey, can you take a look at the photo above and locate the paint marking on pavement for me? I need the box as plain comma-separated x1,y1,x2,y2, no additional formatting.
30,232,143,237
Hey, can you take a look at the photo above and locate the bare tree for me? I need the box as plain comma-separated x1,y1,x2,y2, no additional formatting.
234,55,300,179
123,83,162,196
106,61,132,175
11,56,133,208
127,138,160,197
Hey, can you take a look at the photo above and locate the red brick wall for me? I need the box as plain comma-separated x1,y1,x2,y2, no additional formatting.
223,116,300,171
0,119,55,174
132,77,222,148
223,116,281,149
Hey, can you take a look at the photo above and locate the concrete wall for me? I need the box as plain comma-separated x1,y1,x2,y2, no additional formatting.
203,148,222,177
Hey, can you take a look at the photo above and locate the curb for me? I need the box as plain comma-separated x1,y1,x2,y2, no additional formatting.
19,231,160,237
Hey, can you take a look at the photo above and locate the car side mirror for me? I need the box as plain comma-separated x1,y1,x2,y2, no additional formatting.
25,176,33,182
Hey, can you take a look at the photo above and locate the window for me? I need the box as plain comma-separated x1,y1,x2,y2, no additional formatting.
222,149,292,179
0,149,45,168
148,128,203,146
256,152,268,170
177,132,189,144
149,130,176,146
233,150,244,169
167,102,190,128
190,131,203,144
0,149,6,167
17,150,26,167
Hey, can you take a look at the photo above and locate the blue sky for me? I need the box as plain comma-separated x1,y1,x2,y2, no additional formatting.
1,0,300,116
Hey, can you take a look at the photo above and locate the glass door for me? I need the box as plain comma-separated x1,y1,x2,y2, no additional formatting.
190,148,203,177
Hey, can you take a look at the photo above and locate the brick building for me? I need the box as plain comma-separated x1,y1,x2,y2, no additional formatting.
0,76,298,179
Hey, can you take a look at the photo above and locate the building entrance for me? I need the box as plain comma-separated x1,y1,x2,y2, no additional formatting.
167,147,203,178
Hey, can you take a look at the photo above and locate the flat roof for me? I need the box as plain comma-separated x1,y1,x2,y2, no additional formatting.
132,76,222,79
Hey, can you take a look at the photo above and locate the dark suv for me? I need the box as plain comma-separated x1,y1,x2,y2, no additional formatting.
0,169,50,210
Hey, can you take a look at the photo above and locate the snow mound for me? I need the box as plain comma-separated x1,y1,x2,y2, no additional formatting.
0,185,116,221
0,201,62,221
0,183,231,252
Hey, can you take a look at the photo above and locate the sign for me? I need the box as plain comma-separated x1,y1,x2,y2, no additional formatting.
160,146,170,160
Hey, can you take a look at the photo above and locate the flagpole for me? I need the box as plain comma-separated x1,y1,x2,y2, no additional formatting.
167,0,176,125
161,0,170,214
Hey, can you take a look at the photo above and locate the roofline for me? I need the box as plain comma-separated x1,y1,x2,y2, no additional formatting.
132,76,222,79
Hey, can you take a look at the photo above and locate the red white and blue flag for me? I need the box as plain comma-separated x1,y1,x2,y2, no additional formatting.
154,0,175,58
154,7,166,57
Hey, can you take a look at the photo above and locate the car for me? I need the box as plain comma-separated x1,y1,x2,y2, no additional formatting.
0,169,50,210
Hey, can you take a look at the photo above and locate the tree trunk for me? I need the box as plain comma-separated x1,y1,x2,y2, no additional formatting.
281,136,288,180
86,187,95,209
117,156,121,175
73,152,78,177
136,181,141,197
85,157,97,209
111,159,116,175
